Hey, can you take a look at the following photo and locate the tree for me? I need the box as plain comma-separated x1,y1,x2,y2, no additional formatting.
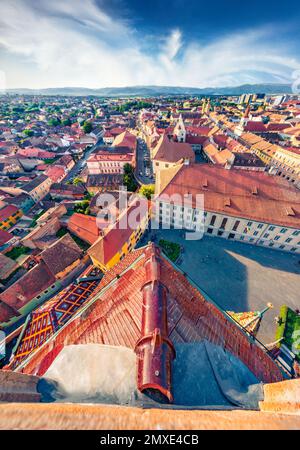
123,163,134,175
83,121,93,134
74,200,90,215
139,184,155,200
47,117,61,127
73,177,84,186
123,165,138,192
23,129,34,137
62,118,72,126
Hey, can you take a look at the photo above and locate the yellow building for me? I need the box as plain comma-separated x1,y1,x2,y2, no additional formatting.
269,147,300,188
251,141,277,165
88,198,150,272
0,205,23,231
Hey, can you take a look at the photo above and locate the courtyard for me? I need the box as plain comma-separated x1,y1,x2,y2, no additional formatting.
138,229,300,345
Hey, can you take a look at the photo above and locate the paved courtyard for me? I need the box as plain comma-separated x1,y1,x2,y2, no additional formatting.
139,229,300,344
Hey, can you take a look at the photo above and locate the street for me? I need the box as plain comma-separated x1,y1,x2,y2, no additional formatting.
64,137,103,182
135,137,154,185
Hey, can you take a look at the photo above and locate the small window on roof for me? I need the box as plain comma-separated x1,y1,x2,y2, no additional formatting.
286,206,295,216
224,197,231,207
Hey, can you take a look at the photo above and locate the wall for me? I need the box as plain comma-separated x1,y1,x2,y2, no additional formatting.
158,200,300,254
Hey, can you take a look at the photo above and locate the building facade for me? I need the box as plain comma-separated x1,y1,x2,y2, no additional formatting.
88,199,150,271
156,164,300,254
87,152,133,175
157,201,300,253
269,147,300,189
22,175,53,203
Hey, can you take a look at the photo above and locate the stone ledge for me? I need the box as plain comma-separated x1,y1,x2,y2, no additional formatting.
0,403,300,430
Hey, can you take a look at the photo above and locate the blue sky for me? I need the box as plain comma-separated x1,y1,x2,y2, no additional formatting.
0,0,300,89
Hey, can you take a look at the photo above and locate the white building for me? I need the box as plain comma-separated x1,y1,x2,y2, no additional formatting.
152,134,195,175
269,147,300,189
173,115,186,142
155,163,300,253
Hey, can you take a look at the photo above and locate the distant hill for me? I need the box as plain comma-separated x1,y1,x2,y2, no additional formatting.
1,83,293,97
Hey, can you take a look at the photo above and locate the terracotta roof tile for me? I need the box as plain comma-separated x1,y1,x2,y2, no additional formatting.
153,135,195,163
40,234,82,276
17,244,284,391
158,164,300,228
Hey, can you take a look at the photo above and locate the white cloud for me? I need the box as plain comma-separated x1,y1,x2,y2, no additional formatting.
0,0,299,88
164,29,182,61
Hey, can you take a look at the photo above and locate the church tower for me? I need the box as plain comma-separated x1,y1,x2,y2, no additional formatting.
235,103,251,136
173,114,186,142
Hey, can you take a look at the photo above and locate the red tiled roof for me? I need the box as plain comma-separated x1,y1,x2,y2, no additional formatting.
266,123,290,132
109,127,126,136
40,234,82,276
18,244,284,390
244,121,266,132
158,163,300,228
103,131,113,138
7,266,102,369
45,166,65,182
0,229,14,245
0,205,19,222
67,213,101,245
17,148,55,159
186,126,212,136
0,261,56,324
153,135,195,163
113,131,137,151
185,135,207,145
88,153,132,162
212,134,228,148
88,198,149,265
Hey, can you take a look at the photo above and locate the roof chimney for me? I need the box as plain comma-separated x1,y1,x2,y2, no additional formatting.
135,244,175,403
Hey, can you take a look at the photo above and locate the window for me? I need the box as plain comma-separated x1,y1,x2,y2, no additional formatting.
280,228,287,234
285,238,292,243
269,226,275,231
291,247,297,252
257,223,264,229
220,218,228,229
207,228,213,234
210,215,216,226
247,221,253,226
232,220,240,231
263,233,269,238
217,230,224,236
253,231,258,236
292,230,300,236
228,233,235,239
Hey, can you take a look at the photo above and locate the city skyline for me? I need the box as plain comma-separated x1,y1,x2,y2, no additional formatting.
1,0,300,89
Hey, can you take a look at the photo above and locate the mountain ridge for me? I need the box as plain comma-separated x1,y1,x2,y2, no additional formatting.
1,83,292,97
